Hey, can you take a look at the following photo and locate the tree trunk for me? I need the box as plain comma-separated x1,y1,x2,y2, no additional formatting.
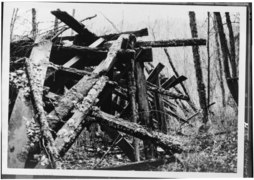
32,8,37,40
189,11,208,124
10,8,18,41
214,12,238,105
225,12,237,78
213,15,226,107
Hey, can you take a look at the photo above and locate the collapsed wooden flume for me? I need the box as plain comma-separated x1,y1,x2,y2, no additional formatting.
8,9,207,170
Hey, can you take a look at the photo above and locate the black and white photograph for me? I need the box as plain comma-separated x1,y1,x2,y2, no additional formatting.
1,1,251,178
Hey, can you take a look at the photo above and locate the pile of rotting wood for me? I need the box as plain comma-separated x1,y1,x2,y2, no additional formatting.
8,9,207,170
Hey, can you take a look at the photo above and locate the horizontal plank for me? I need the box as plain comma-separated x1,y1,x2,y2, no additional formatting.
136,38,206,48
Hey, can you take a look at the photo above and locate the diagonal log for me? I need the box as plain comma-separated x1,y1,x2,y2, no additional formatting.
90,108,183,154
25,58,62,168
93,34,130,74
54,76,108,157
48,35,128,133
8,37,53,168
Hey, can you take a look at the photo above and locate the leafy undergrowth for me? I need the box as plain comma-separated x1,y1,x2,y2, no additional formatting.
156,114,238,173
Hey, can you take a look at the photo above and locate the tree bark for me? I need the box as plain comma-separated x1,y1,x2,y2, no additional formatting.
54,76,108,157
10,8,18,42
90,108,183,154
213,15,226,107
32,8,37,40
214,12,238,105
189,11,208,124
225,12,237,78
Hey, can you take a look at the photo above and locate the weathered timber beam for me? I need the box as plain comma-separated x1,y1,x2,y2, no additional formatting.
146,63,165,84
55,76,108,157
8,37,53,169
147,85,189,100
26,58,62,168
54,28,148,42
48,62,92,76
135,62,155,159
51,9,97,44
90,108,183,154
53,45,107,54
127,56,140,161
48,35,129,132
167,76,187,89
93,34,130,74
162,76,176,89
136,38,206,48
101,28,148,41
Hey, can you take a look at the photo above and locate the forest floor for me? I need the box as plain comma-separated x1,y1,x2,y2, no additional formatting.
60,113,239,172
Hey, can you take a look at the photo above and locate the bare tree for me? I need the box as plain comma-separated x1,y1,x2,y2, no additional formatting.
213,15,226,107
225,12,237,78
31,8,38,40
214,12,238,105
189,11,208,124
10,8,19,41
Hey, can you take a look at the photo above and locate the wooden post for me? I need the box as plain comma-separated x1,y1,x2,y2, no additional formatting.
189,11,208,124
136,62,155,159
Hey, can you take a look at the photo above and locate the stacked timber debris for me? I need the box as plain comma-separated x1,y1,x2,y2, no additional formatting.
8,9,206,170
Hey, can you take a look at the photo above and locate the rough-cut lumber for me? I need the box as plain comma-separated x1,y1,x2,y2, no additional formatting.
135,62,155,159
189,11,208,123
162,76,176,89
54,45,107,55
101,28,148,41
93,34,130,74
62,37,105,68
91,108,183,154
164,48,197,112
51,9,97,45
136,38,206,48
54,76,108,157
167,76,187,88
146,63,165,84
147,84,189,100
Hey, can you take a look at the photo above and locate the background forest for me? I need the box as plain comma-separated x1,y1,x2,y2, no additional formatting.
6,3,248,175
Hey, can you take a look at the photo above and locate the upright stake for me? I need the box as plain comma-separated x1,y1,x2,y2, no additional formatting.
128,58,140,162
